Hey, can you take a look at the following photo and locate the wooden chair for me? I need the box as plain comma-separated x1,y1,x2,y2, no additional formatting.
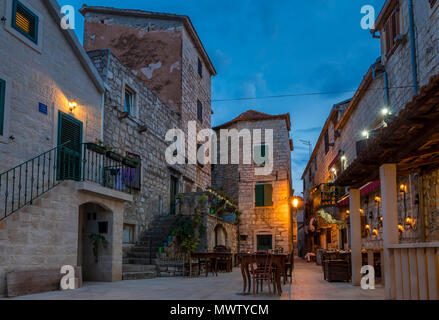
249,254,274,296
198,257,218,277
214,246,233,273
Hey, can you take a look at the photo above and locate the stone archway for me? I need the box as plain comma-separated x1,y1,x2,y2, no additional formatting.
214,224,228,247
78,202,114,281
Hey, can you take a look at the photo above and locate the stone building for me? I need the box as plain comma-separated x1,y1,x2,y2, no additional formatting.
0,0,134,297
212,110,294,254
80,5,216,191
302,0,439,299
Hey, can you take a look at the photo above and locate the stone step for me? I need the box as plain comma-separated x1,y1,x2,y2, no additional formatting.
124,258,160,265
122,271,157,280
122,264,157,272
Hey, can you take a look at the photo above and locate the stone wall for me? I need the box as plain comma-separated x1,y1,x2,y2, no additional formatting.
0,0,103,173
213,118,293,253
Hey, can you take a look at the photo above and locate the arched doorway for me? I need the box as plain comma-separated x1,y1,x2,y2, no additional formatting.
78,202,114,281
214,224,227,247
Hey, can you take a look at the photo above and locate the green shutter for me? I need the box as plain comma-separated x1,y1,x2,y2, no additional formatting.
264,184,273,206
12,0,39,44
0,79,5,136
255,184,264,207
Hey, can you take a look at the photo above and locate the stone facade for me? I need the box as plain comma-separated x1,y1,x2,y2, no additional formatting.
88,49,186,244
80,5,214,191
212,112,293,253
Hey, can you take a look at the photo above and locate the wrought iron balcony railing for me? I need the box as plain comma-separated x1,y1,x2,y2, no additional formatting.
0,143,135,221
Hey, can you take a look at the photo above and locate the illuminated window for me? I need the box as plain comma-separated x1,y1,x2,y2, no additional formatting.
12,0,38,44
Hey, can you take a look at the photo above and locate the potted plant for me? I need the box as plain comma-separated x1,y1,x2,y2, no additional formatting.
88,233,109,263
106,150,124,162
123,156,139,168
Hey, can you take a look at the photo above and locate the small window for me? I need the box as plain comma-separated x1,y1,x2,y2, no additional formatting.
254,145,268,165
126,152,141,190
0,79,5,136
12,0,38,44
314,156,317,172
197,99,203,122
123,224,135,244
384,6,400,56
124,87,136,116
197,58,203,78
257,235,273,251
255,183,273,207
239,235,248,241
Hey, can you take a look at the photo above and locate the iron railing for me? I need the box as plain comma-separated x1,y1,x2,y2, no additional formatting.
0,143,135,221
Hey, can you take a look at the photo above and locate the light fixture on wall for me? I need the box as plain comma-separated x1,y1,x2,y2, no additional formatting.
381,107,392,116
69,100,78,112
398,224,405,233
400,184,408,193
372,228,379,236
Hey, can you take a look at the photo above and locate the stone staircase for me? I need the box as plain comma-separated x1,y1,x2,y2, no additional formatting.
122,215,178,280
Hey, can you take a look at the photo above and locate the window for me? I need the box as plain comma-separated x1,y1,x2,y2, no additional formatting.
324,130,329,154
384,6,400,56
0,79,5,136
197,99,203,122
124,87,136,116
254,145,268,165
314,156,317,172
255,183,273,207
123,224,135,244
12,0,38,44
257,235,273,251
197,58,203,78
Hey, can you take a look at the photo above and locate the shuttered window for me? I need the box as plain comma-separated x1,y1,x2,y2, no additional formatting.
198,58,203,78
255,184,273,207
197,99,203,122
12,0,38,44
0,79,5,136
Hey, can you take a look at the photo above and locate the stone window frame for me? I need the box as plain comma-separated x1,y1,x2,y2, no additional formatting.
0,74,12,144
3,0,44,53
122,83,138,119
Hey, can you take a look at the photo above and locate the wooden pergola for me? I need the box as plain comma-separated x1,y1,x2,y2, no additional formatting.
334,73,439,300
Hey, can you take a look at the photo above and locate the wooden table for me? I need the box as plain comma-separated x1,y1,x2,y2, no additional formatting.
239,253,287,296
191,252,233,277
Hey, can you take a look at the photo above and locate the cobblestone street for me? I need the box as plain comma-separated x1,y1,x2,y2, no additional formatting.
9,259,384,300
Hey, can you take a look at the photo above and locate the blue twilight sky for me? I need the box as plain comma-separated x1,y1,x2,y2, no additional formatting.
58,0,385,195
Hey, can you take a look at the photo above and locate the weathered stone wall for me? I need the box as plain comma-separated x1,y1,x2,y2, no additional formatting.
88,50,187,244
82,11,183,112
213,118,293,253
0,0,103,173
0,181,127,297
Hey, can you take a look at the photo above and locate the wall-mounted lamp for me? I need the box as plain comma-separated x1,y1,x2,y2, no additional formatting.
365,224,371,231
372,229,379,236
400,184,408,193
69,100,78,112
381,107,392,116
359,209,364,215
374,196,381,203
398,224,405,233
292,198,299,209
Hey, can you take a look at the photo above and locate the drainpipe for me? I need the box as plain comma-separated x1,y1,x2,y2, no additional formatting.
408,0,418,95
372,61,390,107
